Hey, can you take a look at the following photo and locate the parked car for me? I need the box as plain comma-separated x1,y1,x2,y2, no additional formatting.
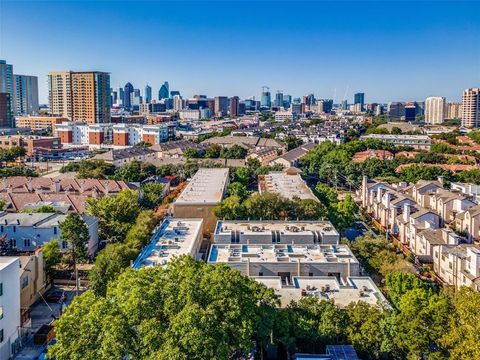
44,290,64,303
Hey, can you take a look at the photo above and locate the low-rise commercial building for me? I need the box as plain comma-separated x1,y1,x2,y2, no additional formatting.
133,218,203,268
15,116,67,132
0,135,60,156
214,220,340,245
258,168,319,201
208,243,360,284
173,168,229,234
256,275,388,308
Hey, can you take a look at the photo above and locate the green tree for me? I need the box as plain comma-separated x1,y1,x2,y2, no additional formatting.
184,147,200,159
204,144,221,158
88,243,137,297
59,213,90,294
329,195,356,231
314,183,338,207
140,182,165,209
440,287,480,359
345,301,386,359
227,182,248,200
283,135,303,151
49,256,278,360
112,160,156,182
86,189,140,242
213,195,246,220
43,240,62,284
220,144,247,159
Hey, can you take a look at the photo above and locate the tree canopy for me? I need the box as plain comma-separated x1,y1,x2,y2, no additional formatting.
50,256,278,360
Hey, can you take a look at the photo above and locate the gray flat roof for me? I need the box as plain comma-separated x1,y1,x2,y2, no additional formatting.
175,168,229,204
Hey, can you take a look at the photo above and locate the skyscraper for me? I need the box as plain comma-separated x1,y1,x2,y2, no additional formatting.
388,102,405,120
404,105,416,122
118,87,124,106
354,93,365,110
341,100,348,110
275,91,284,108
283,95,292,109
13,74,39,116
170,90,180,98
230,96,240,117
0,60,14,118
447,102,462,120
124,82,134,110
462,88,480,128
48,71,110,123
158,81,169,100
214,96,228,117
0,60,14,98
261,86,271,109
0,93,13,128
425,97,447,124
145,84,152,104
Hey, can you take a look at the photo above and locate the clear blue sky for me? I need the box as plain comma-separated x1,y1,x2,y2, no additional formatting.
1,1,479,104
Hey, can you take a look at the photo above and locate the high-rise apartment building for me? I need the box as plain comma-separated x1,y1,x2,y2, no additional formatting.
214,96,228,117
0,60,14,123
425,97,447,124
230,96,240,117
462,88,480,128
0,60,14,98
13,75,39,116
0,93,13,128
173,95,184,111
447,102,462,120
48,71,110,123
144,84,152,104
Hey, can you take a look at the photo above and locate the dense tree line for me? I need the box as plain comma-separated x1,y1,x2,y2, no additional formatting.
300,139,480,187
49,255,480,360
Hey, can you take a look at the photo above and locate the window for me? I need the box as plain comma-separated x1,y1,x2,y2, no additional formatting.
21,276,29,289
53,227,57,235
62,241,68,249
24,239,31,247
13,225,16,233
0,226,3,233
9,239,16,248
0,329,3,343
0,307,3,320
309,272,313,277
258,272,263,277
0,283,3,296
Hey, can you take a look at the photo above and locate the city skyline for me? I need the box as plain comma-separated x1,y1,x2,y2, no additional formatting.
1,1,479,104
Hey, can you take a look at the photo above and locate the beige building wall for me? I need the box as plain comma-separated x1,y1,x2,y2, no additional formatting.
462,88,480,128
447,102,462,120
48,71,73,119
71,72,96,123
172,203,218,236
19,248,46,312
16,115,66,131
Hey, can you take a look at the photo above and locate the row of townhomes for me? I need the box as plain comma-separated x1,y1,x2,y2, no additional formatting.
134,168,390,308
358,176,480,291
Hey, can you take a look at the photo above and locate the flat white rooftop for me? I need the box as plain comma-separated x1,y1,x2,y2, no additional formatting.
254,276,389,308
0,257,18,271
260,172,318,201
175,168,229,205
133,218,203,268
208,244,357,264
215,220,339,239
